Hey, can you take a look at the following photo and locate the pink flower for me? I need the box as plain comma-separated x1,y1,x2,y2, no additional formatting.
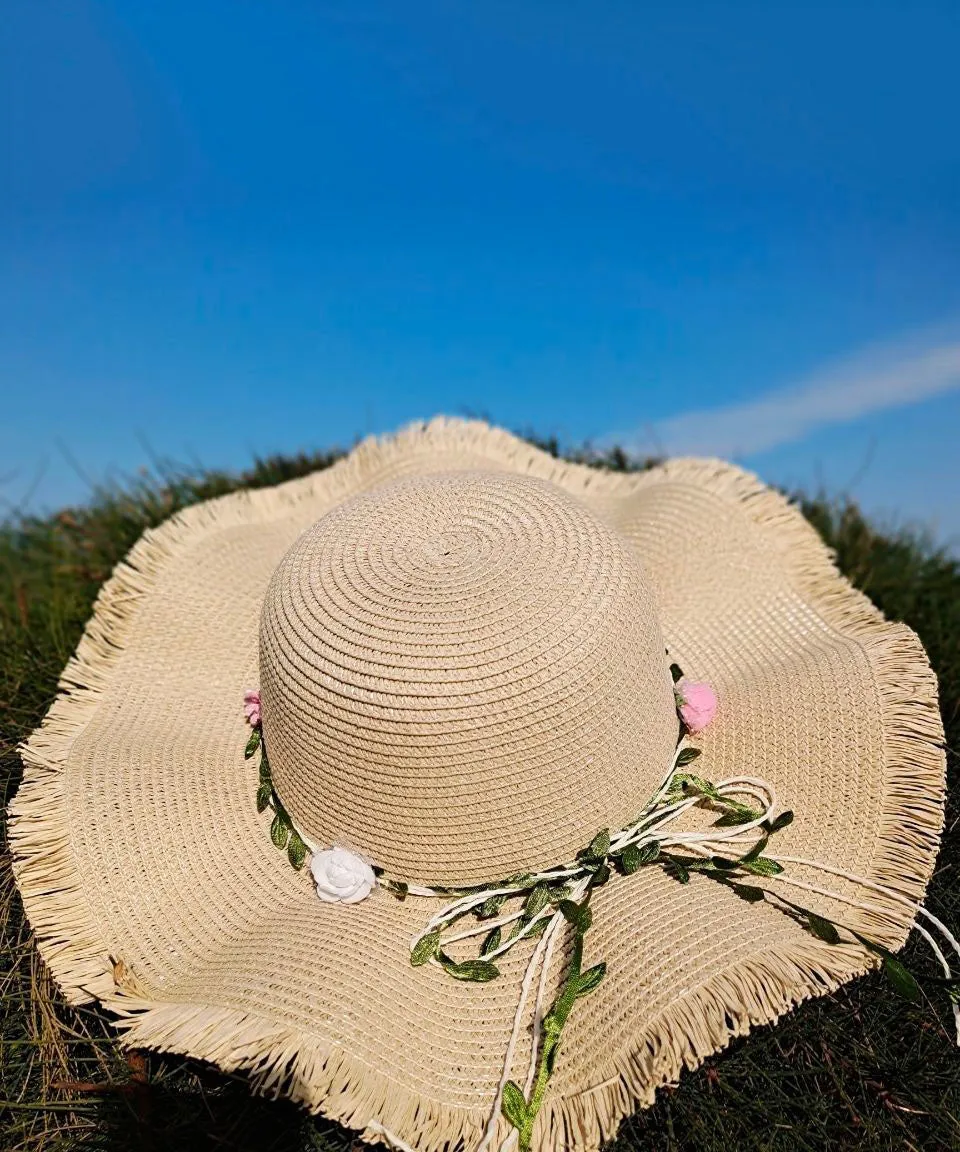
676,680,717,733
243,689,262,727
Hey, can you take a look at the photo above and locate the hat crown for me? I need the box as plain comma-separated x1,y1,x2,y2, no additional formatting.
259,470,677,885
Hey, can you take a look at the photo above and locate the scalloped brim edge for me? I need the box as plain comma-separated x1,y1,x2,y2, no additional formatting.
9,416,946,1152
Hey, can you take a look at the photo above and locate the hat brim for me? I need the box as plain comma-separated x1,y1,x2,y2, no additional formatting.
11,418,945,1152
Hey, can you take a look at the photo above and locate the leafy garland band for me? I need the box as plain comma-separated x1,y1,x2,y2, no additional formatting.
242,668,959,1152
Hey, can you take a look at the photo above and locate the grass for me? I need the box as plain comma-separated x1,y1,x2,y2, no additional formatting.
1,437,958,1151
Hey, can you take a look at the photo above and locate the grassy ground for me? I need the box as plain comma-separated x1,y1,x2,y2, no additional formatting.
1,439,958,1151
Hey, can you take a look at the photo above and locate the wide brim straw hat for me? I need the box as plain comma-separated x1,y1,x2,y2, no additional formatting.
11,418,946,1152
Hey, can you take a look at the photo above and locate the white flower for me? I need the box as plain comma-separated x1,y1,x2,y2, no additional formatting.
310,847,376,904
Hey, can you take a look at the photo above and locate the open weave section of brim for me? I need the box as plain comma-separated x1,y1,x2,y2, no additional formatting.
10,418,946,1152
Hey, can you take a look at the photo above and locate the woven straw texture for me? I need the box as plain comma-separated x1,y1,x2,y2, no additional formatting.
10,418,946,1152
260,470,677,885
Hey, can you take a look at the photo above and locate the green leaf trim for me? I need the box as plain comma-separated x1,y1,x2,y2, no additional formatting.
576,963,607,997
270,812,289,850
618,844,642,874
411,931,441,966
740,856,784,877
287,831,307,870
246,704,946,1133
249,735,315,875
675,747,702,767
438,954,500,982
765,809,795,833
582,828,611,860
523,884,551,920
882,955,922,1002
637,841,661,865
501,1081,530,1132
481,926,502,956
476,894,507,920
713,806,763,827
559,899,592,933
501,910,596,1151
712,833,769,872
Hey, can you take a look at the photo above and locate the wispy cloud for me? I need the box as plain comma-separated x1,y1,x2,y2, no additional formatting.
630,330,960,459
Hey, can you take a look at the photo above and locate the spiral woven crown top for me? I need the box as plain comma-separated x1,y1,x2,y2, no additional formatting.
258,470,678,884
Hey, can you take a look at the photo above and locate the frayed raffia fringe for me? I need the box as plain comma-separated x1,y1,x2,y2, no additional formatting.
541,939,874,1151
107,999,489,1152
9,418,946,1151
102,939,892,1152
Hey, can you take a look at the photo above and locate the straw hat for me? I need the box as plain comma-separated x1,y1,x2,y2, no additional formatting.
11,418,947,1152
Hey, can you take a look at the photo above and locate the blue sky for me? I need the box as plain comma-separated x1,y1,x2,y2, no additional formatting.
3,1,959,547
